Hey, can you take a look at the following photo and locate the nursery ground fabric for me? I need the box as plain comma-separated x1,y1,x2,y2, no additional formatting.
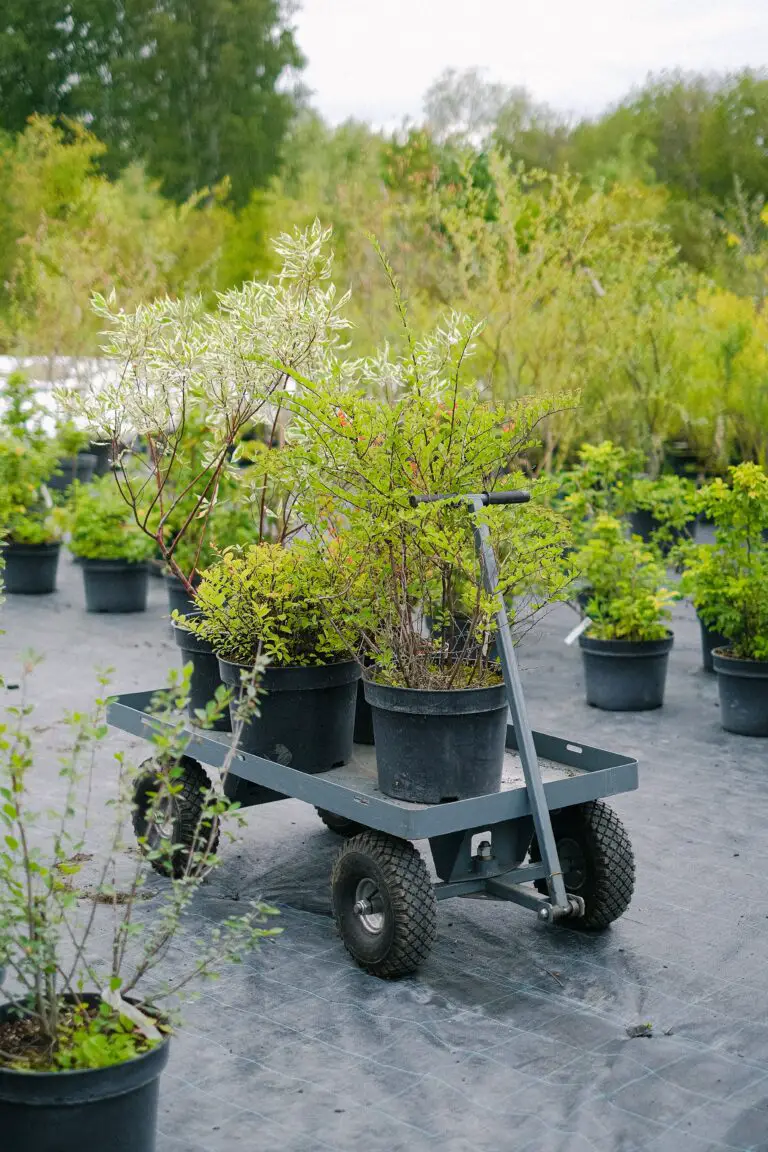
1,554,767,1152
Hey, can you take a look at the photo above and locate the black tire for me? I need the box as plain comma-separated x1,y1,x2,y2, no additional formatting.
331,831,437,978
316,808,365,837
530,800,635,929
132,756,220,879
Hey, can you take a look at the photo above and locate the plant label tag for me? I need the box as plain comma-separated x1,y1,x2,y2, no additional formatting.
564,618,591,646
40,484,54,509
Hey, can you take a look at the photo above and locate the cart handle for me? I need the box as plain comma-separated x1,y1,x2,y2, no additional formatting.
409,490,530,507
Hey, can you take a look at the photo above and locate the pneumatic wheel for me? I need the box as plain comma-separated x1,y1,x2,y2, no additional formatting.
530,800,635,929
316,808,365,837
132,756,220,879
331,831,437,978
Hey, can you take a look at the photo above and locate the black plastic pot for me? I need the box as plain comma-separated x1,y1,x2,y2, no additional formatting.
1,542,60,594
88,442,113,477
218,657,360,771
164,572,200,617
81,559,149,613
0,995,170,1152
663,445,701,479
47,452,98,492
697,614,730,674
628,510,695,554
712,649,768,736
172,615,230,731
579,632,674,711
364,678,508,804
353,677,375,745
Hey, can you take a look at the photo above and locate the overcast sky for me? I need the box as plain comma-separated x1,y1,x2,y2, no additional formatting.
294,0,768,127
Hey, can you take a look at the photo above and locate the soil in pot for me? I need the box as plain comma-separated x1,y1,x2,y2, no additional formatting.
218,658,360,771
1,541,60,594
697,614,730,674
172,615,230,731
81,559,149,613
579,632,674,711
0,994,170,1152
364,677,508,804
164,572,200,617
712,649,768,736
46,452,98,492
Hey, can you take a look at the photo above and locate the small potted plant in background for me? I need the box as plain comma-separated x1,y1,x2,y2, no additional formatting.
0,665,278,1152
182,540,360,770
68,476,155,612
576,515,676,711
627,473,697,555
47,420,98,492
687,463,768,735
0,373,63,595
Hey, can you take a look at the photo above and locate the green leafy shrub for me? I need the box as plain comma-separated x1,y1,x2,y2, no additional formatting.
576,515,676,641
628,473,697,549
287,279,575,689
68,477,155,562
0,372,61,545
558,441,642,544
183,541,352,667
679,463,768,660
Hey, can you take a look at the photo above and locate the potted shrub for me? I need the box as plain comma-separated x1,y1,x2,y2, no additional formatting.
68,477,155,612
0,666,278,1152
47,421,98,492
627,474,697,555
182,541,360,769
576,515,676,710
0,374,63,595
58,223,350,606
289,298,574,803
688,464,768,735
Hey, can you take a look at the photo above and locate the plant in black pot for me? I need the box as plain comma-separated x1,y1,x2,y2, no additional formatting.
289,294,574,805
182,540,361,771
626,473,697,556
47,421,98,492
685,463,768,735
0,374,63,595
576,515,677,711
0,665,278,1152
68,477,155,612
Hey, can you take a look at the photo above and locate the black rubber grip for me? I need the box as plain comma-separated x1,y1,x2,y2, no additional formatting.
482,490,530,505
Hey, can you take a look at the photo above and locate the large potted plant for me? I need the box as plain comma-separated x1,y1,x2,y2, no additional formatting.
687,464,768,735
0,374,62,595
58,223,350,604
289,299,574,804
68,477,155,612
576,515,676,710
0,667,278,1152
181,541,360,769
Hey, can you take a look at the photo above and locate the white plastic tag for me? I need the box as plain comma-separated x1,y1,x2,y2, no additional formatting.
564,617,591,646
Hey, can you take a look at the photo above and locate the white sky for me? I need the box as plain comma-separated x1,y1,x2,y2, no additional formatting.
294,0,768,127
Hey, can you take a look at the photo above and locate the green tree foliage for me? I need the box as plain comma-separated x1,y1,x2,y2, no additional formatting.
0,0,303,204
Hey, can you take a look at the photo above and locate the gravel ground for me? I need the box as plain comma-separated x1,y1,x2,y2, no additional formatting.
1,551,767,1152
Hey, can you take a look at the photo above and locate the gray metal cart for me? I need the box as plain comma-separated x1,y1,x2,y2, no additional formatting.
108,490,638,978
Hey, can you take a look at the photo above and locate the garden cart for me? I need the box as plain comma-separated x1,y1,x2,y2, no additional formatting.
108,489,638,978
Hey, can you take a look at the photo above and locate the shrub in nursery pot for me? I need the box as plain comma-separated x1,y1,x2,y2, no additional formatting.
47,422,98,493
68,477,155,612
576,516,676,711
0,668,279,1152
186,542,360,771
288,308,575,802
686,464,768,735
627,475,696,556
0,372,64,593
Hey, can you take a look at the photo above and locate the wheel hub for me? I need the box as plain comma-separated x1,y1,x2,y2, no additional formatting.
557,837,587,891
352,878,385,934
151,795,177,843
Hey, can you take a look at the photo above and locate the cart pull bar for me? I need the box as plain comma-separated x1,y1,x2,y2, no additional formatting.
409,490,530,507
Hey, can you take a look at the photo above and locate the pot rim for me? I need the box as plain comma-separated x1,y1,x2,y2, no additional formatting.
217,654,361,692
712,648,768,678
364,676,506,717
579,629,674,656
